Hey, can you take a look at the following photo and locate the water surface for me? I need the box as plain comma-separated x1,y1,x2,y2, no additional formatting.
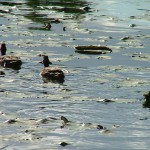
0,0,150,149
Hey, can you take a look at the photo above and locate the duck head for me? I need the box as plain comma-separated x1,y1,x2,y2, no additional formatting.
43,55,52,67
63,27,66,31
0,43,7,56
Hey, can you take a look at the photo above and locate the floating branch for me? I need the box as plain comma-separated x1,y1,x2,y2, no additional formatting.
75,45,112,55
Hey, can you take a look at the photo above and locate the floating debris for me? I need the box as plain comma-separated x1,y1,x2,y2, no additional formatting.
36,118,50,124
139,117,148,121
131,53,150,61
59,142,69,147
51,6,91,13
0,145,10,150
129,24,136,27
112,125,120,128
120,36,133,41
4,119,17,124
75,45,112,54
75,45,112,51
97,124,106,130
97,55,112,60
129,16,136,19
52,18,61,24
97,99,114,103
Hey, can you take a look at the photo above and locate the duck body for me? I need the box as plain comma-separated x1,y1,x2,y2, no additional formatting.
40,55,65,83
0,55,22,70
0,43,22,70
41,67,65,83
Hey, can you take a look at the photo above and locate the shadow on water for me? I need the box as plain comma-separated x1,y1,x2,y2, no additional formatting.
24,0,91,23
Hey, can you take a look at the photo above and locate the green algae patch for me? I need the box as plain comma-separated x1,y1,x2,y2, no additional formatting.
117,78,148,87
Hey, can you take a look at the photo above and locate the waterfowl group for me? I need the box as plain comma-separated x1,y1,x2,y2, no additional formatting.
0,43,22,70
40,55,65,83
0,43,65,83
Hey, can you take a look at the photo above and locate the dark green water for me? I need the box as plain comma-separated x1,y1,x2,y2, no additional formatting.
0,0,150,149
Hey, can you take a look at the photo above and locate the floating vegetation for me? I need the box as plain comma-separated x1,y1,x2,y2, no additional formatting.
97,55,112,60
50,6,91,14
117,77,147,87
131,53,150,61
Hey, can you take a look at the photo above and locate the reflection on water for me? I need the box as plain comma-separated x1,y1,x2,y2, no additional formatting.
26,0,89,8
25,0,90,23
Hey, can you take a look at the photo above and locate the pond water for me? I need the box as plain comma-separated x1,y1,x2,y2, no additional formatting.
0,0,150,149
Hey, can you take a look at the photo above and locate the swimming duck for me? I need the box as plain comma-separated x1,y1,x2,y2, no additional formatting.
0,43,6,55
143,91,150,108
0,43,22,70
40,55,65,83
44,23,51,30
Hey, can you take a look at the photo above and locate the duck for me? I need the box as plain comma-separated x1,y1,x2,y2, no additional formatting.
0,43,6,55
143,91,150,108
40,55,65,83
0,43,22,70
44,23,51,30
